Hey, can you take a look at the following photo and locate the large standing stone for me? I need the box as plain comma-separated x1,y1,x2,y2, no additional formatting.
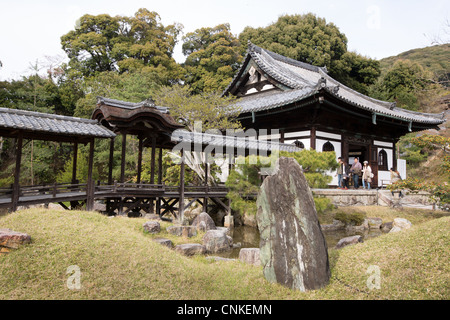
256,157,331,291
191,212,216,232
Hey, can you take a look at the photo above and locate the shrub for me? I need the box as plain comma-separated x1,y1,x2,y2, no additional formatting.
334,210,366,226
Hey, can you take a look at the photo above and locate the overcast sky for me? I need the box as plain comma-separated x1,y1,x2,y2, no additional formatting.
0,0,448,81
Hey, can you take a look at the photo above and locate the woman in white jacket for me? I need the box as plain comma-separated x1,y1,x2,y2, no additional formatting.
362,161,373,190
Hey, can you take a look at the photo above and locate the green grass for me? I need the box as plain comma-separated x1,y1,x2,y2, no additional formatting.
0,208,448,300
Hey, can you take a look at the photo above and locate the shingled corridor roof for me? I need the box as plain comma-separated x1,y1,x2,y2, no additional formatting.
170,130,302,153
227,43,446,126
0,107,116,139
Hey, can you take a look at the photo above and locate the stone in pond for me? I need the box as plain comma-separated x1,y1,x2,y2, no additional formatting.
256,157,331,291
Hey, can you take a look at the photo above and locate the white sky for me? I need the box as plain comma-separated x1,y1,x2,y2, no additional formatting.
0,0,449,81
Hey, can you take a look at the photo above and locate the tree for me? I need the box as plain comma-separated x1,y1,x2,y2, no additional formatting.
371,59,441,111
153,84,241,132
182,23,244,93
239,13,380,92
61,8,184,84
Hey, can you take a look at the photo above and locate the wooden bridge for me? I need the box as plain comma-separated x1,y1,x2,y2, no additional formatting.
0,181,230,219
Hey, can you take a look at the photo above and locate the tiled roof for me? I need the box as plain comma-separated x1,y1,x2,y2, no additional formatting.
97,97,169,113
170,130,302,153
0,107,116,138
226,43,446,125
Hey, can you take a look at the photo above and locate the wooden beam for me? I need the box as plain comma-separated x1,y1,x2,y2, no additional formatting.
11,132,23,212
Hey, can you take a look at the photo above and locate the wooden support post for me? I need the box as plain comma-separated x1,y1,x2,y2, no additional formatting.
11,132,23,212
179,149,185,222
137,136,143,183
156,147,163,216
203,153,208,213
310,127,316,150
108,138,115,185
86,138,95,211
150,136,156,184
120,133,127,183
72,142,78,184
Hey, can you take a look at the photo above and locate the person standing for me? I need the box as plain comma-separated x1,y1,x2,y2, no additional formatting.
362,161,372,190
336,157,344,188
350,157,362,189
341,159,350,190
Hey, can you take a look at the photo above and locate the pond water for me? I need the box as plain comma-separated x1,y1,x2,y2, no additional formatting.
213,225,387,259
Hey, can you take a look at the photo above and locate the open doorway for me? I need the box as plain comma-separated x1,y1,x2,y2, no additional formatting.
348,145,368,188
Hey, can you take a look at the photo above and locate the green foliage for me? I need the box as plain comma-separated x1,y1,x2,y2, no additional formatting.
313,197,334,215
379,44,449,88
334,210,366,226
370,59,441,111
182,23,244,94
61,9,183,83
280,149,338,188
153,84,241,132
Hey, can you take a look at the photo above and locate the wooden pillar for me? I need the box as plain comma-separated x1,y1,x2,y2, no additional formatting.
150,136,156,184
86,138,95,211
137,136,143,184
179,149,185,222
108,138,115,185
203,153,208,213
72,142,78,184
11,132,23,212
120,133,126,183
310,127,316,150
156,147,163,216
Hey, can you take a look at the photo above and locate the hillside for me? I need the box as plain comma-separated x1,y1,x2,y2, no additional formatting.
0,208,448,300
379,43,449,87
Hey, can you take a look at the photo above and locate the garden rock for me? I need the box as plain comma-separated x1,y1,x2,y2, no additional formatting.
0,228,31,254
166,225,197,237
367,218,383,229
152,238,173,248
335,235,364,249
175,243,206,256
239,248,261,266
143,221,161,234
191,212,216,232
256,157,331,292
389,218,412,233
202,229,232,253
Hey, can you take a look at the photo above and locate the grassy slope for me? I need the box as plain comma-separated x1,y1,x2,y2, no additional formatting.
379,43,450,78
0,208,448,300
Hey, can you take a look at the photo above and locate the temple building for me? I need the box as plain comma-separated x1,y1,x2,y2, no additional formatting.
223,43,446,187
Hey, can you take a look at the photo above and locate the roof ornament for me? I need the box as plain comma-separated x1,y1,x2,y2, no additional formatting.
390,102,396,110
318,77,327,88
332,85,340,94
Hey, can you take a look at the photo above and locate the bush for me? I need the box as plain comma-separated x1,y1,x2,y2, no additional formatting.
334,210,366,226
314,197,334,215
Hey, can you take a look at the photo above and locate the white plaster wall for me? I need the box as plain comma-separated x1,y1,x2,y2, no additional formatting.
377,147,393,186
